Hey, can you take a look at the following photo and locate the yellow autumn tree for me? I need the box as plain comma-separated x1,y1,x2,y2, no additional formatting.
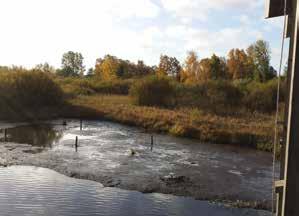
95,55,120,80
227,49,253,80
181,51,201,83
198,58,212,81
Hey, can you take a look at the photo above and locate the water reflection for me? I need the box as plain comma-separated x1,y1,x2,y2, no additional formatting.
0,166,270,216
0,124,62,148
0,120,275,205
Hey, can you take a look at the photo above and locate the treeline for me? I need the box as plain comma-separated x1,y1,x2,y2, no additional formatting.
51,40,277,84
0,39,284,117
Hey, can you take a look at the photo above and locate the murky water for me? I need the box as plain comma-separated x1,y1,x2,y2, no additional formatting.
0,166,269,216
0,124,62,147
0,119,277,208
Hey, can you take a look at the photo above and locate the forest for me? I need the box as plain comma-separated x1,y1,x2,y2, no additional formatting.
0,39,284,153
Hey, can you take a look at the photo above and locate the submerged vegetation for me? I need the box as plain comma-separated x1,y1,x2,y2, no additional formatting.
0,39,285,152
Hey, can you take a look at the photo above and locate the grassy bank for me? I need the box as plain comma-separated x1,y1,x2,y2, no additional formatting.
0,69,278,152
65,94,275,152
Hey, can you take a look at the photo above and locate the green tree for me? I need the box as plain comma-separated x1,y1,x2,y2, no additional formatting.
136,60,154,76
198,54,227,81
247,40,274,82
59,51,85,77
35,62,55,74
86,68,95,77
209,54,227,80
158,55,181,80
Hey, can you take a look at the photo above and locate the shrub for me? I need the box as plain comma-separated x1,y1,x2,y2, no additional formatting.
129,76,176,107
0,69,64,118
62,79,95,96
175,80,243,114
244,80,279,113
92,79,133,95
58,78,134,96
205,80,243,108
174,84,207,107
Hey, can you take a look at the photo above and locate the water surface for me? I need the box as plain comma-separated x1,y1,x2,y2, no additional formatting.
0,166,270,216
0,120,277,206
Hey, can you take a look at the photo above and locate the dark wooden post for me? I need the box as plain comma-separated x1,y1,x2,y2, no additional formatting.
150,135,154,151
75,136,78,152
80,120,83,131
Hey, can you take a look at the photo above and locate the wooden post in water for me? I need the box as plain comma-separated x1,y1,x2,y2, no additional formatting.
80,120,83,131
75,136,78,152
150,135,154,151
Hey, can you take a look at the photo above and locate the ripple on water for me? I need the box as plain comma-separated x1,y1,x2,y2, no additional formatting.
0,120,276,209
0,166,270,216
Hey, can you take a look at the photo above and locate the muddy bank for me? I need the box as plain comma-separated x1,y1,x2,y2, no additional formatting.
0,120,277,210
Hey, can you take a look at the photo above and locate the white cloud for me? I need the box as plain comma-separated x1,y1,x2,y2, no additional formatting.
0,0,160,68
161,0,263,22
0,0,283,70
208,0,263,9
133,24,264,66
102,0,160,19
240,15,251,25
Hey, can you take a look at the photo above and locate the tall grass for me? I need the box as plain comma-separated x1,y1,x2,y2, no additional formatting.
0,68,64,120
56,74,283,115
56,77,134,96
128,77,284,114
129,76,176,107
174,80,243,114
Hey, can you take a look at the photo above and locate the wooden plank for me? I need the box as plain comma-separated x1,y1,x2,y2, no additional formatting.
282,0,299,215
265,0,291,18
275,180,285,188
275,1,296,215
286,16,291,38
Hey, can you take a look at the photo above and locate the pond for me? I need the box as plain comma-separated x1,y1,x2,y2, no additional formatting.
0,119,277,210
0,166,270,216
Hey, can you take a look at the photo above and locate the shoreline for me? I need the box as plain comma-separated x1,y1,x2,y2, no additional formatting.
0,94,275,153
65,95,275,152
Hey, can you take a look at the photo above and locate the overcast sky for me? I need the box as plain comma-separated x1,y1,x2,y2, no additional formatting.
0,0,288,70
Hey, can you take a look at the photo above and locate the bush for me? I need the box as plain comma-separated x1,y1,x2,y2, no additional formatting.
130,76,176,107
205,80,243,108
243,80,279,113
175,80,243,114
58,78,134,96
92,79,133,95
0,69,64,118
61,79,96,96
